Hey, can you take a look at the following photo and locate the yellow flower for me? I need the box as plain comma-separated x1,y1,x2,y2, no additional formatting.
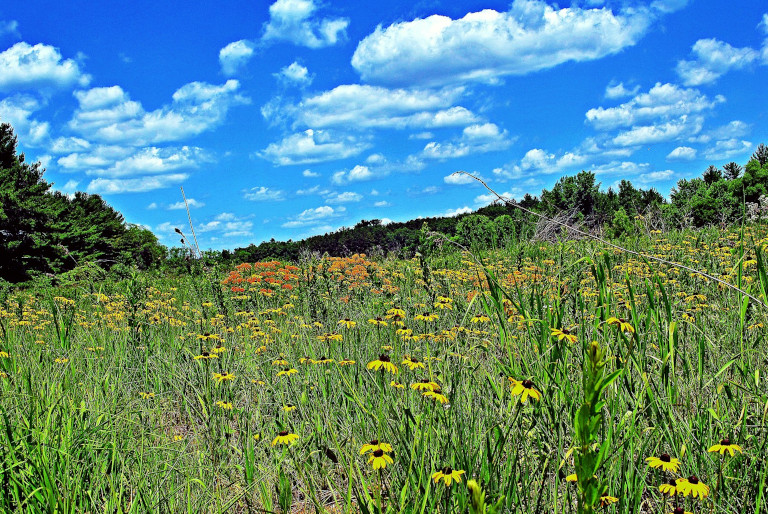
415,312,438,322
669,508,693,514
139,391,155,399
676,476,709,499
606,317,635,334
194,351,218,360
277,368,298,377
565,474,577,483
708,438,742,456
368,317,388,327
431,466,465,486
367,355,398,374
283,404,297,412
471,313,490,323
215,401,233,410
271,430,299,446
211,345,226,354
213,371,236,382
338,318,356,329
659,479,679,497
0,351,9,358
509,378,542,403
338,358,356,366
368,449,393,470
599,495,618,507
54,357,69,364
411,379,439,392
402,356,425,370
390,381,405,389
311,356,334,364
173,435,184,441
273,359,289,366
422,389,449,404
386,307,406,318
359,440,393,455
645,453,680,473
550,327,577,343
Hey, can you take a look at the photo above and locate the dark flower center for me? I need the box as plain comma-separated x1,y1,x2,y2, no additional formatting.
373,449,384,457
370,439,379,445
720,438,730,445
379,355,391,362
688,476,699,484
522,379,534,388
411,357,420,363
442,466,452,474
279,430,289,436
673,508,684,514
668,479,677,486
201,351,209,357
660,453,671,462
344,318,350,322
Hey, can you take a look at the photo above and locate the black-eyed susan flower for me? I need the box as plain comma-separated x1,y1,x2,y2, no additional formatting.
367,355,398,374
599,495,618,507
422,388,449,404
0,351,9,358
411,379,439,392
550,327,577,343
213,371,235,382
282,404,297,412
338,358,356,366
216,401,233,410
471,313,490,323
338,318,356,329
139,391,155,399
676,476,709,499
386,307,406,318
402,356,425,370
670,507,692,514
277,368,298,377
211,344,226,354
708,438,742,456
645,453,680,473
368,317,388,327
359,440,393,455
390,381,405,389
431,466,465,486
606,317,635,334
659,479,679,497
194,351,218,360
368,449,393,470
271,430,299,446
54,357,69,364
509,378,542,403
415,312,438,322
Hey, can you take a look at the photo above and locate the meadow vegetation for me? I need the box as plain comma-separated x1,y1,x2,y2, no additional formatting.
1,224,767,513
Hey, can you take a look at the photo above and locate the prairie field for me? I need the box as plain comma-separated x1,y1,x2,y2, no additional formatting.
1,226,768,514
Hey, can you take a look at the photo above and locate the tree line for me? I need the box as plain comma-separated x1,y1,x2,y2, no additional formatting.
2,119,767,282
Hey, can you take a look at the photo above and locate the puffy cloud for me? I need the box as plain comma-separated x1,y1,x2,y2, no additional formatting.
703,138,753,160
421,123,511,159
0,20,20,38
219,40,256,76
87,173,189,194
474,190,518,206
332,164,375,184
262,0,349,49
666,146,697,161
444,206,473,217
168,198,205,209
494,148,587,179
374,200,390,207
351,0,652,87
69,80,249,145
444,171,480,185
93,146,208,177
260,129,369,166
691,120,750,144
638,169,675,183
676,38,759,86
274,61,313,87
282,204,345,228
585,82,722,130
324,191,362,203
604,81,639,99
611,115,704,147
302,169,319,177
0,42,90,93
243,186,286,201
0,94,49,145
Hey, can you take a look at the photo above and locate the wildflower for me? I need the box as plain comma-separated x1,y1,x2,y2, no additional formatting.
471,313,490,323
359,440,393,454
676,476,709,499
411,379,439,392
367,355,398,374
213,371,236,382
386,307,406,318
565,474,577,483
645,453,680,473
54,357,69,364
708,438,742,457
216,401,233,410
139,391,155,399
277,368,298,377
273,359,289,366
599,495,619,507
253,434,261,441
311,356,334,364
211,344,226,354
338,358,356,366
272,430,299,446
606,317,635,333
338,318,356,329
0,351,9,358
173,435,184,441
283,404,297,412
423,388,449,404
550,327,577,343
670,508,692,514
415,312,438,322
390,381,405,389
402,356,425,370
251,379,265,385
368,317,388,327
434,297,453,310
431,466,465,486
368,449,393,470
509,378,542,403
659,479,679,497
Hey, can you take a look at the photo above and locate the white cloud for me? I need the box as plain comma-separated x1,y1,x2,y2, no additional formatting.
351,0,653,87
586,82,723,130
691,120,751,144
676,38,759,86
761,14,768,63
332,164,375,184
444,206,473,217
638,169,674,183
296,185,329,196
474,190,517,206
147,202,158,210
703,138,753,160
260,129,369,166
274,61,313,87
69,80,249,145
324,191,362,203
50,136,91,154
219,40,256,76
611,115,704,147
374,200,390,207
168,198,205,209
87,173,189,194
0,94,49,145
243,186,286,201
90,146,208,177
605,81,640,99
666,146,697,161
590,160,649,175
0,42,90,93
61,179,79,191
282,204,345,228
421,123,511,159
302,168,319,177
444,171,480,185
495,148,587,178
0,20,20,38
262,0,349,49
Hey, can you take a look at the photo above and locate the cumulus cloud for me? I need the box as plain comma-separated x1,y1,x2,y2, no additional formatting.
474,190,518,206
494,147,588,179
324,191,363,203
282,204,345,228
260,129,369,166
604,81,640,99
69,80,249,145
666,146,697,161
676,38,759,86
332,164,375,184
611,115,704,147
274,61,313,87
351,0,653,87
168,198,205,209
374,200,390,207
302,169,319,177
92,146,208,177
0,42,90,93
421,123,511,159
585,82,723,130
703,138,753,160
0,94,49,145
262,0,349,49
444,206,473,217
87,173,189,194
243,186,286,201
638,169,675,183
219,40,256,76
444,171,481,185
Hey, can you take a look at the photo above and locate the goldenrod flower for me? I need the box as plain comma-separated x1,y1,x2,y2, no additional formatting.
645,453,680,473
359,440,393,455
509,378,542,403
431,466,465,486
550,327,577,343
213,371,236,382
368,449,393,470
272,430,299,446
338,318,356,329
402,356,425,370
599,495,618,507
676,476,709,499
606,317,634,334
367,355,398,374
708,438,742,456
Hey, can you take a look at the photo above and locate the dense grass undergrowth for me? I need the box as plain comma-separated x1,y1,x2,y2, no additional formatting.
1,226,768,513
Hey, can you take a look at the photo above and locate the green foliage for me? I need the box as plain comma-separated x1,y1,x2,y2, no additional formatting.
455,214,497,248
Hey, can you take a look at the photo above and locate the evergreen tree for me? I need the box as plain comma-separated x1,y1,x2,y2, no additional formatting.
752,143,768,167
723,161,742,180
703,165,722,185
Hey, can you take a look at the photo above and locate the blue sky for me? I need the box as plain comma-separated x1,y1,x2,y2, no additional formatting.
1,0,767,249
